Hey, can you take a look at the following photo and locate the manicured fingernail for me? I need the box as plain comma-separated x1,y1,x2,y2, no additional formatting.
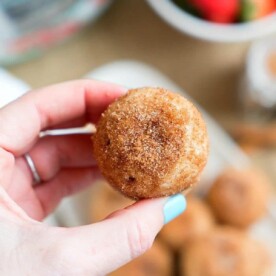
163,194,186,224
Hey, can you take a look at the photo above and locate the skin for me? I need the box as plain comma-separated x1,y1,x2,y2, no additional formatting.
0,80,166,276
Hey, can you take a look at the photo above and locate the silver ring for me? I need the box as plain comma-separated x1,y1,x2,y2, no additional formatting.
24,154,42,185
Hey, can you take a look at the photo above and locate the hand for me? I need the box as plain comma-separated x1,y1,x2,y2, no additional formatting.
0,80,186,275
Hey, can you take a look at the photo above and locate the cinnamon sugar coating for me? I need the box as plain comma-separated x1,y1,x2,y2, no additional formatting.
93,87,209,199
159,197,214,251
207,168,270,228
181,227,271,276
109,240,173,276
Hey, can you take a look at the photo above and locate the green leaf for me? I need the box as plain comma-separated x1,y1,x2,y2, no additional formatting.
240,0,257,22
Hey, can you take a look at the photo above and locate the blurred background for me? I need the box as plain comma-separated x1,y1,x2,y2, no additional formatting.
4,0,275,181
1,0,276,275
7,0,245,117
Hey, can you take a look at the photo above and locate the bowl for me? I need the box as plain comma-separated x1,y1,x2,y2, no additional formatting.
146,0,276,43
0,0,114,66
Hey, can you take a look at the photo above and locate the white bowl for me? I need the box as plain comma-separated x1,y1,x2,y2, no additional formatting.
146,0,276,43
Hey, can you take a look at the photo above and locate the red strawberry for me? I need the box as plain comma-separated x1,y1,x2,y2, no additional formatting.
188,0,240,23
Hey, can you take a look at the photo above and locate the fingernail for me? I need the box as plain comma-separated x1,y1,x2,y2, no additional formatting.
163,194,186,224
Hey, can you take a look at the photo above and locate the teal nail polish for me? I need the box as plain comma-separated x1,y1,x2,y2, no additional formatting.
163,194,186,224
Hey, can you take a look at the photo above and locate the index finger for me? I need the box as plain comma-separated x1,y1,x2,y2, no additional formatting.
0,79,126,155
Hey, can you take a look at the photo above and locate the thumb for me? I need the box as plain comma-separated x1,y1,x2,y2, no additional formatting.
51,194,186,275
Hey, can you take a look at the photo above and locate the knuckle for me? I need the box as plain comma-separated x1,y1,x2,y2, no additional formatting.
125,210,154,258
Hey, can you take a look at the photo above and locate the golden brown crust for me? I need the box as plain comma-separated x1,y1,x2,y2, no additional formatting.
109,240,173,276
181,227,271,276
207,168,270,228
159,196,214,251
93,87,209,199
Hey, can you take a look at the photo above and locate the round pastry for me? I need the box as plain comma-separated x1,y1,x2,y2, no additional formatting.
181,227,271,276
159,196,214,251
93,87,209,199
207,168,270,228
109,240,173,276
90,181,134,222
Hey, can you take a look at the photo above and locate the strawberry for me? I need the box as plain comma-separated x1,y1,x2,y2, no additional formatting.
187,0,240,23
241,0,276,21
